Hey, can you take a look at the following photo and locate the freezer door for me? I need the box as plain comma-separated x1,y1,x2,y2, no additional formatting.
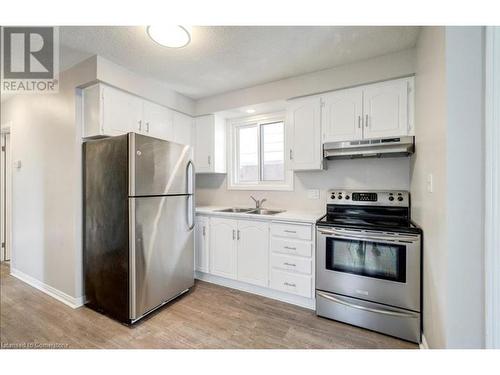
129,133,194,196
129,195,194,320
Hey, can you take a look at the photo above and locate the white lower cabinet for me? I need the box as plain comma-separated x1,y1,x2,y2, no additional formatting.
209,217,269,286
269,222,314,298
270,269,312,298
199,214,315,308
237,220,269,287
195,216,209,273
209,217,238,279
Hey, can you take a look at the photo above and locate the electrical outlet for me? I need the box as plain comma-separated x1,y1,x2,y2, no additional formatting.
307,189,320,199
426,174,433,193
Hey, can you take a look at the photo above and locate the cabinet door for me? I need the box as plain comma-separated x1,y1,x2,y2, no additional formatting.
322,88,363,142
102,85,143,135
363,79,409,139
237,220,269,287
143,101,173,140
209,217,237,279
194,115,214,173
173,112,193,146
195,216,209,272
287,97,322,171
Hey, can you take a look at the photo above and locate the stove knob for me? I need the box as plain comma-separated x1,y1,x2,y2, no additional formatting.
345,195,350,200
338,195,343,200
398,196,404,202
330,194,335,199
389,196,395,201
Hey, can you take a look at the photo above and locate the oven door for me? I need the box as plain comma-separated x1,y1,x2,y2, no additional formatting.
316,226,421,312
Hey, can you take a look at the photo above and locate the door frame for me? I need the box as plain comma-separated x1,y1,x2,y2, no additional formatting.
1,121,12,262
485,26,500,349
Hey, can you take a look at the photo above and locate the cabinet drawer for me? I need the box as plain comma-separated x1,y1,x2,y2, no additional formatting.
270,223,312,240
270,238,312,257
271,254,312,275
270,269,312,298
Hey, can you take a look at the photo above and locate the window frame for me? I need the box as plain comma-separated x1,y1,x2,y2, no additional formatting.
227,112,293,191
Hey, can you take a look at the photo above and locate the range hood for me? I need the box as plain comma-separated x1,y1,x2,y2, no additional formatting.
323,136,415,160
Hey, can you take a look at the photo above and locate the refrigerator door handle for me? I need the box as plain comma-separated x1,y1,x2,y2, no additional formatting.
186,160,195,230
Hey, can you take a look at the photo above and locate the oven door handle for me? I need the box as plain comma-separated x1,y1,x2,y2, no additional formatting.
316,291,419,318
317,228,419,243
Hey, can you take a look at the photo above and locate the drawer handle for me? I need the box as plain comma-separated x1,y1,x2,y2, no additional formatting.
284,262,296,267
284,230,297,234
284,282,296,287
284,246,296,250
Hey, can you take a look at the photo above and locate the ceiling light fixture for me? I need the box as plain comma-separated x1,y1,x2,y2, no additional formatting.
147,25,191,48
245,109,256,114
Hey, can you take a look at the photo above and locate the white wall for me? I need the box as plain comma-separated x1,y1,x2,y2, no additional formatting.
195,48,416,115
412,26,485,349
411,26,449,349
445,26,485,348
1,57,96,303
197,157,410,211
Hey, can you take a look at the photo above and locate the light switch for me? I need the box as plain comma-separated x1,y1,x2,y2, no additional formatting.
426,174,433,193
307,189,320,199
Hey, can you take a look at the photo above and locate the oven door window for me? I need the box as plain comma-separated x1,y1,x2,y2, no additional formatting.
325,238,406,282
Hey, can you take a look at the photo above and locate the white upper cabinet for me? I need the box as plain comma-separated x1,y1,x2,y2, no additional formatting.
286,96,323,171
236,220,269,287
322,87,363,142
363,78,409,139
82,83,195,144
142,101,173,140
194,115,226,174
173,112,194,146
285,77,414,155
101,85,143,136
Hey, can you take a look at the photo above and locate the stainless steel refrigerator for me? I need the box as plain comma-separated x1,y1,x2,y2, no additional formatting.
83,132,195,324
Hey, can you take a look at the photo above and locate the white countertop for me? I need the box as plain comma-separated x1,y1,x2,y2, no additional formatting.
196,205,324,224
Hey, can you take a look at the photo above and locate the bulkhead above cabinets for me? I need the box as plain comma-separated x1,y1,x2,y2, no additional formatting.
285,76,415,171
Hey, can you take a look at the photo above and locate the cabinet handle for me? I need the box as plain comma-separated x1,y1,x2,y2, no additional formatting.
284,246,297,250
284,262,296,267
284,282,296,287
284,230,296,234
237,230,240,240
365,114,369,128
232,229,236,240
358,115,361,129
138,120,142,131
289,149,293,160
146,122,150,132
202,226,206,236
207,155,211,165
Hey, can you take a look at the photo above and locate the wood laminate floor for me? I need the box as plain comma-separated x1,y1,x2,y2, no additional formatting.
0,262,416,349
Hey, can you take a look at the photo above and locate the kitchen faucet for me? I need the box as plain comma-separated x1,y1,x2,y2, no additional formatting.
250,196,267,209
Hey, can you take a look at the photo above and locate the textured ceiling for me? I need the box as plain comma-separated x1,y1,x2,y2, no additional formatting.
60,26,420,100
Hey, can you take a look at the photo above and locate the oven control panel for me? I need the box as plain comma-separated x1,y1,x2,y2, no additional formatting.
327,190,410,207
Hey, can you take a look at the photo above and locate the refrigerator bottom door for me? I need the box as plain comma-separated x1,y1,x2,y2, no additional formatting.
130,195,194,320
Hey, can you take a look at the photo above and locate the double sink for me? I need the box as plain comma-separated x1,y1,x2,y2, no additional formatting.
216,207,285,216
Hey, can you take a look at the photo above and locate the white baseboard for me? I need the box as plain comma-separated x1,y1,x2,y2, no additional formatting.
10,268,84,309
195,271,315,310
419,334,429,349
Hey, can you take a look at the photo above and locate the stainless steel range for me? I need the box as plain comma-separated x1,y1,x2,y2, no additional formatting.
315,190,422,343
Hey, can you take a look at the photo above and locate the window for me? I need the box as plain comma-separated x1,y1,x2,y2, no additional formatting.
228,113,293,191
